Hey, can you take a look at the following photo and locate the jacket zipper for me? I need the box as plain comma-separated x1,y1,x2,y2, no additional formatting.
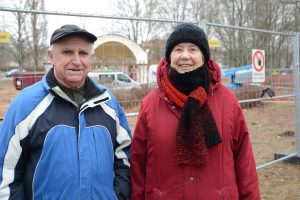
77,104,92,199
77,106,81,199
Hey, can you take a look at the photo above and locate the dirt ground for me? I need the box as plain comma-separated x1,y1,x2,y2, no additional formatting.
0,79,299,199
245,102,300,200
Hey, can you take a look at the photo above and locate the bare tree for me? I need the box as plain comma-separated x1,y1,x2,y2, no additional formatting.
4,0,31,69
279,0,300,32
1,0,48,70
115,0,159,44
190,0,218,22
159,0,191,21
143,0,160,42
205,0,297,68
25,0,47,71
208,0,249,67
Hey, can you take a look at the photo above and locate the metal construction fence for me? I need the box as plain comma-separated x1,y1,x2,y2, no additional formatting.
0,7,299,199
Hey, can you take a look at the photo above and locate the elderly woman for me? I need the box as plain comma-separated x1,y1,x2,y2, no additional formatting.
130,23,260,200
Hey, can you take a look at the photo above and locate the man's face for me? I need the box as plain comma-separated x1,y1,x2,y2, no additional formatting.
48,36,93,89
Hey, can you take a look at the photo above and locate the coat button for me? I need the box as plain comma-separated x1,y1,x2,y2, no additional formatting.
189,176,195,183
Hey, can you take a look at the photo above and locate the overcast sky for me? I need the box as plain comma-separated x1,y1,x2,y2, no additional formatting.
1,0,121,39
45,0,114,13
45,0,119,37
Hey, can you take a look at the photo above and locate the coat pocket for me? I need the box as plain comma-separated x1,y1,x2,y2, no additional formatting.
220,187,232,200
150,187,161,200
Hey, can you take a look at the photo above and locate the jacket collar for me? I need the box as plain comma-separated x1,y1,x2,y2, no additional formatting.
43,68,107,105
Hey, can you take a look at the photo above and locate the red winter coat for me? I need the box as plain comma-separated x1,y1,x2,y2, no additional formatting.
130,58,260,200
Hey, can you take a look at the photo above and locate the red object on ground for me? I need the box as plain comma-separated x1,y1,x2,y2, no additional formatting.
13,72,44,90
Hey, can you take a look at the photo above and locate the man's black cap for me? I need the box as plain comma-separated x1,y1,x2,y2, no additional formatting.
50,24,97,45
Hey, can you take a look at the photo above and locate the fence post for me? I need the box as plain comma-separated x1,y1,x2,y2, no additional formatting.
198,20,207,34
293,33,300,158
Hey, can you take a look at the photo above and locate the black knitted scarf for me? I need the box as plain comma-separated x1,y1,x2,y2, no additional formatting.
161,65,222,165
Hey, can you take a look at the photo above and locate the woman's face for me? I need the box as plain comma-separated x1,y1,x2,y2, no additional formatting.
170,42,204,74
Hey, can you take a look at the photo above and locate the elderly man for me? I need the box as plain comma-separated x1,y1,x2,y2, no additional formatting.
0,25,132,200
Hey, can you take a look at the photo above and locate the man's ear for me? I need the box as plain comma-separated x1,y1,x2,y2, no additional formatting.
48,50,54,64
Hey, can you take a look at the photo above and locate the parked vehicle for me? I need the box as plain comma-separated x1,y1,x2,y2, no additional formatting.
88,71,140,89
5,68,27,77
222,65,252,89
13,72,44,90
148,64,158,87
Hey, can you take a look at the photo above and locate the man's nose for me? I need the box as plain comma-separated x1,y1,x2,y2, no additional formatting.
72,53,81,65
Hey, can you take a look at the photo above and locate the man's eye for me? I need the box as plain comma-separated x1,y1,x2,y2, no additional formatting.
62,50,72,54
79,51,88,55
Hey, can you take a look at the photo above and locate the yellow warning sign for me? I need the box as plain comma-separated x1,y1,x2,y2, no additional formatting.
209,39,220,48
0,32,10,44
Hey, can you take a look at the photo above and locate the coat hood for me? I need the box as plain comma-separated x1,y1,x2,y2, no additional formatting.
157,57,222,94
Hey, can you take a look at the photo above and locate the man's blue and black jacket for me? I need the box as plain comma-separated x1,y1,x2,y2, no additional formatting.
0,70,132,199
